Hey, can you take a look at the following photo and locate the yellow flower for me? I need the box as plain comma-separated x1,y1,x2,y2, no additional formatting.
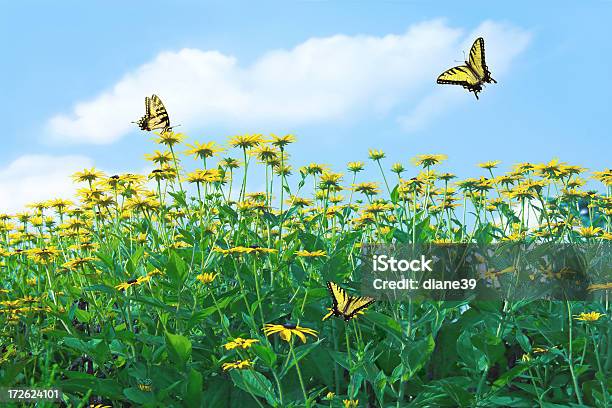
26,247,61,264
588,282,612,291
478,160,501,170
578,226,603,238
263,323,318,343
352,182,380,196
319,172,343,189
224,338,260,350
592,168,612,186
368,149,385,161
185,141,225,160
324,391,335,400
144,150,173,165
343,399,359,408
269,133,296,148
532,347,548,354
196,273,218,285
521,353,532,362
62,257,96,271
115,278,139,291
72,168,106,183
411,154,447,167
155,131,185,147
222,359,253,371
229,134,264,149
391,163,405,174
347,161,365,173
574,311,605,322
296,250,326,258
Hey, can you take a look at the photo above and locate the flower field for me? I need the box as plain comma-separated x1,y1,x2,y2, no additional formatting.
0,132,611,407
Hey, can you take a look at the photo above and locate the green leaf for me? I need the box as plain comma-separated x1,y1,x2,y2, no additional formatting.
457,332,487,373
185,368,203,407
364,311,403,340
251,344,277,368
166,251,187,287
401,334,435,379
280,340,322,378
229,370,277,405
165,331,192,367
124,387,156,405
74,308,91,323
492,364,530,389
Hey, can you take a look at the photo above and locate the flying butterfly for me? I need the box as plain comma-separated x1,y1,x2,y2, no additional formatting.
135,94,171,133
437,37,496,99
323,281,375,322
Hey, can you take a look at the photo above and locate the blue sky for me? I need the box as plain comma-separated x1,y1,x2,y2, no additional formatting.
1,1,610,211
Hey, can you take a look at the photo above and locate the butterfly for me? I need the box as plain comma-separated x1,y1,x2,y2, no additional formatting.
437,37,496,99
137,378,153,392
322,281,375,321
135,94,171,133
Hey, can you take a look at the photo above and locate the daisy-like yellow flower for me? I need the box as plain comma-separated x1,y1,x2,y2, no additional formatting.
521,354,532,362
144,150,173,166
26,247,61,264
222,359,253,371
115,279,138,291
368,149,385,161
592,168,612,186
263,323,318,343
347,161,365,173
478,160,501,170
295,249,326,258
155,131,186,147
588,282,612,291
224,338,260,350
352,182,380,196
72,168,106,184
62,257,96,271
196,272,218,285
185,141,225,160
391,163,405,175
578,226,603,238
574,311,605,322
411,154,447,168
229,133,264,149
319,172,344,190
269,133,296,149
343,399,359,408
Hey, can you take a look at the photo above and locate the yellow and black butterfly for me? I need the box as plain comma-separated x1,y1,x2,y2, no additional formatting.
137,378,153,392
322,281,375,321
437,37,496,99
135,94,171,133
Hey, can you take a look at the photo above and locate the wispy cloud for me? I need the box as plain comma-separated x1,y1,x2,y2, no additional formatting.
0,155,93,212
47,19,530,145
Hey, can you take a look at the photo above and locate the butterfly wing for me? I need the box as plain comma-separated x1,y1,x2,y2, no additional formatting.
326,281,374,321
467,37,496,84
342,295,375,321
136,96,151,130
437,65,483,99
136,94,170,132
326,281,348,319
147,95,171,132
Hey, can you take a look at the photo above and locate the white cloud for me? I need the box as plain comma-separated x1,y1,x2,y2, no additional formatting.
399,21,532,131
0,155,93,213
47,19,530,145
